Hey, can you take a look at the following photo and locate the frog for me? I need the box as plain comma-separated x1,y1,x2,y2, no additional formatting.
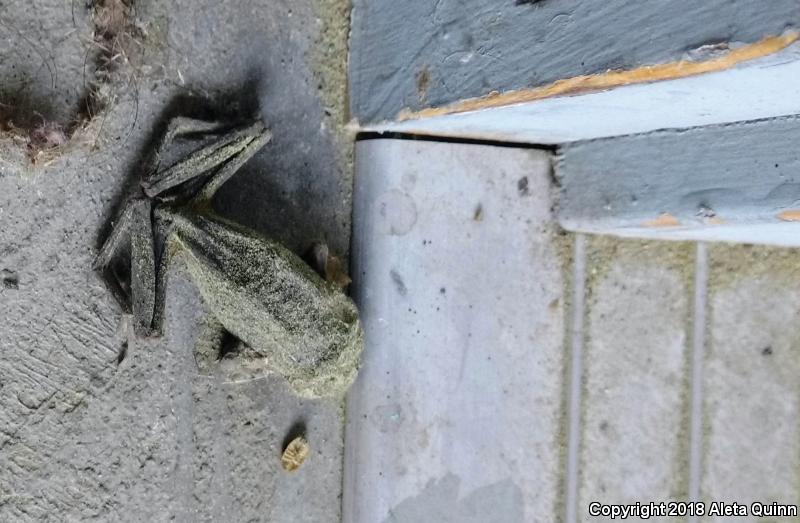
93,115,363,398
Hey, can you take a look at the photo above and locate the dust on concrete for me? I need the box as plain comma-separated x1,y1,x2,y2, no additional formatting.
310,0,355,182
310,0,351,130
584,235,695,292
581,234,695,502
708,242,800,289
703,243,800,502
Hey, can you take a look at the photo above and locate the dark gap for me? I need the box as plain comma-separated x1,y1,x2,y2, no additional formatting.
356,131,558,151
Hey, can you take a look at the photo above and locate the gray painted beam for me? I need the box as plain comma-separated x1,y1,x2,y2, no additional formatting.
350,0,799,124
556,115,800,246
363,42,800,144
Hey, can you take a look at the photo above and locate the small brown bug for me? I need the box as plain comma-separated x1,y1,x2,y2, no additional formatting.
281,436,310,472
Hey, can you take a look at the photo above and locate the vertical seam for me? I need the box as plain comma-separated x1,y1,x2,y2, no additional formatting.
565,233,586,523
687,242,708,523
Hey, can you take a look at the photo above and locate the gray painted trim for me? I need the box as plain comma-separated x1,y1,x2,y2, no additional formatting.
350,0,799,123
556,115,800,246
362,42,800,144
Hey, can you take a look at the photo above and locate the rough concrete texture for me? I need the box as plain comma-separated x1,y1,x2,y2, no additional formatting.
702,245,800,519
349,0,800,122
580,238,693,522
344,139,565,523
1,0,352,520
0,0,90,127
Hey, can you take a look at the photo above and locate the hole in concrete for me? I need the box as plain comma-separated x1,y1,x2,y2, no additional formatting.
1,269,19,290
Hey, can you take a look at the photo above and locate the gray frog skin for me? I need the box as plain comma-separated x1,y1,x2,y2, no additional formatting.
94,116,363,398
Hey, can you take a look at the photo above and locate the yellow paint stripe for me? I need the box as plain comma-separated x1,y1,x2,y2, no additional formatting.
397,33,799,121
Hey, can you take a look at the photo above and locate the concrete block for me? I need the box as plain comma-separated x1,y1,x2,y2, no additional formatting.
701,246,800,521
344,139,565,523
579,238,693,521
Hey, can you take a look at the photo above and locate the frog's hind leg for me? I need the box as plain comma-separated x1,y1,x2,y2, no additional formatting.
94,198,158,337
141,120,271,199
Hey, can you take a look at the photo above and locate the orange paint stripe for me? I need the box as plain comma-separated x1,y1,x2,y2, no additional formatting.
642,213,680,228
397,33,799,121
777,210,800,222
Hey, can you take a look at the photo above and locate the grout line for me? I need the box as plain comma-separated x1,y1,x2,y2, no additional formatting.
687,242,708,523
565,233,587,523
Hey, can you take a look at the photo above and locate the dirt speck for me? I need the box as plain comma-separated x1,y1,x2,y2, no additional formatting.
416,66,431,102
473,203,484,221
517,176,529,196
390,269,408,296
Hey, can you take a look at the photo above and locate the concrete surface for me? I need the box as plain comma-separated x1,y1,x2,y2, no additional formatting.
556,115,800,247
349,0,799,123
702,245,800,522
366,41,800,144
344,139,566,523
580,238,692,522
344,136,800,521
1,0,351,521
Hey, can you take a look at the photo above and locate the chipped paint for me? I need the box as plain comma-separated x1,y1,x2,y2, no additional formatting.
643,213,680,228
396,33,799,121
777,210,800,221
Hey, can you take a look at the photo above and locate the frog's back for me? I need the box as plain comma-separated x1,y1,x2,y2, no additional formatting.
168,210,362,397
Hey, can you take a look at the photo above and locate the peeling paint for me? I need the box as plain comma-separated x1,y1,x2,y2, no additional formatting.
643,213,680,228
396,33,799,121
777,210,800,222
